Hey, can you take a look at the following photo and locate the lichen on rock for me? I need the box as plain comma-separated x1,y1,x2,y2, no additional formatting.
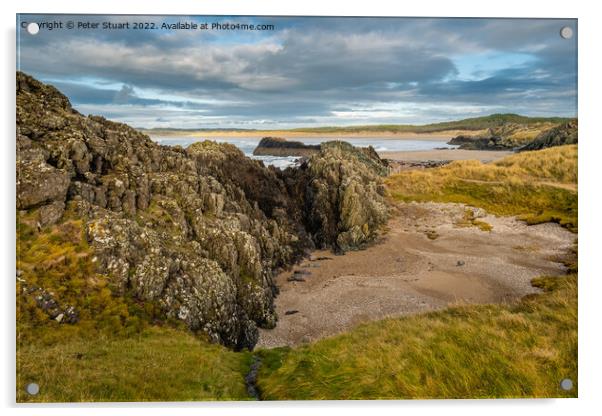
287,141,390,252
16,72,390,349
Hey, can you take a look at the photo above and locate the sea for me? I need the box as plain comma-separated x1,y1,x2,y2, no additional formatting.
150,136,457,169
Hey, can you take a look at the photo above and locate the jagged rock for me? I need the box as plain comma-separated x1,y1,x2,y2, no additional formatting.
519,121,578,151
16,155,70,209
448,121,578,151
16,72,314,349
20,280,79,324
16,72,390,350
286,141,389,252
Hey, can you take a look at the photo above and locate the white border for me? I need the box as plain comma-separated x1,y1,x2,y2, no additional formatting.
2,1,601,415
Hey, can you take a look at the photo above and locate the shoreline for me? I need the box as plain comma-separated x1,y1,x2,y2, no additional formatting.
145,129,485,141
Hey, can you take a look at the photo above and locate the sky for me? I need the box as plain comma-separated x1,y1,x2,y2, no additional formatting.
17,15,577,129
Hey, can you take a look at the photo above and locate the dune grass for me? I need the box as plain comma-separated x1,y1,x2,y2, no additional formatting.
17,326,252,402
385,145,577,231
256,274,577,400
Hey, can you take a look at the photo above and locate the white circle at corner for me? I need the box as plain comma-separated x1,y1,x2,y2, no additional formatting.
26,22,40,35
26,382,39,395
560,26,573,39
560,378,573,391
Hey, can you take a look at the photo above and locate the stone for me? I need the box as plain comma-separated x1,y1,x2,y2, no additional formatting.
37,201,65,227
16,157,70,209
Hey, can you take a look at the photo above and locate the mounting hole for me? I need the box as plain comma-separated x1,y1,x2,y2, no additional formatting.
26,22,40,35
25,382,39,395
560,26,573,39
560,378,573,391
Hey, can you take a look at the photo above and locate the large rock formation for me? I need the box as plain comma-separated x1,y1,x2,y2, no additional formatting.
447,134,508,150
253,137,320,157
17,72,312,349
448,121,578,151
16,72,389,349
284,142,390,252
519,121,578,151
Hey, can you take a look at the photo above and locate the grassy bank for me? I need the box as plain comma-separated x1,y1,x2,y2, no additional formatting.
385,145,578,231
257,274,577,399
17,326,252,402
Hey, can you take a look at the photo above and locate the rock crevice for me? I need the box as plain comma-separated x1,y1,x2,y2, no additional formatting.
16,72,389,349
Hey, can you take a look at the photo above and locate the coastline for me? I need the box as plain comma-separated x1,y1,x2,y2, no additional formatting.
143,129,485,141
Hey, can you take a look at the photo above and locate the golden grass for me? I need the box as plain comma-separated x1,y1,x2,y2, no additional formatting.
385,145,578,231
256,144,578,400
257,275,577,400
494,144,577,183
17,326,252,402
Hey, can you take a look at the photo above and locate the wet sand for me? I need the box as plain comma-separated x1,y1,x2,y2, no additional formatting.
257,202,575,348
379,148,513,162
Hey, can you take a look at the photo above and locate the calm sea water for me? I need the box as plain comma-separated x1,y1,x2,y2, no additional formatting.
150,136,456,168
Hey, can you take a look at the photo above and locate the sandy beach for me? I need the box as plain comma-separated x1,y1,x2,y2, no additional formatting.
257,201,575,348
379,148,513,162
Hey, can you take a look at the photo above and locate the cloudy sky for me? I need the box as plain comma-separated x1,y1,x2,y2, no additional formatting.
17,15,577,129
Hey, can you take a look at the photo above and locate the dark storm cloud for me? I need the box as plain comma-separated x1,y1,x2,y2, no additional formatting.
17,15,577,127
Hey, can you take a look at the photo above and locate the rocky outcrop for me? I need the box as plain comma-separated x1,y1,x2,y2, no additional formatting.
16,72,314,350
448,121,578,151
16,72,389,349
448,134,509,150
386,160,451,174
252,137,320,157
285,142,390,252
519,121,578,151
